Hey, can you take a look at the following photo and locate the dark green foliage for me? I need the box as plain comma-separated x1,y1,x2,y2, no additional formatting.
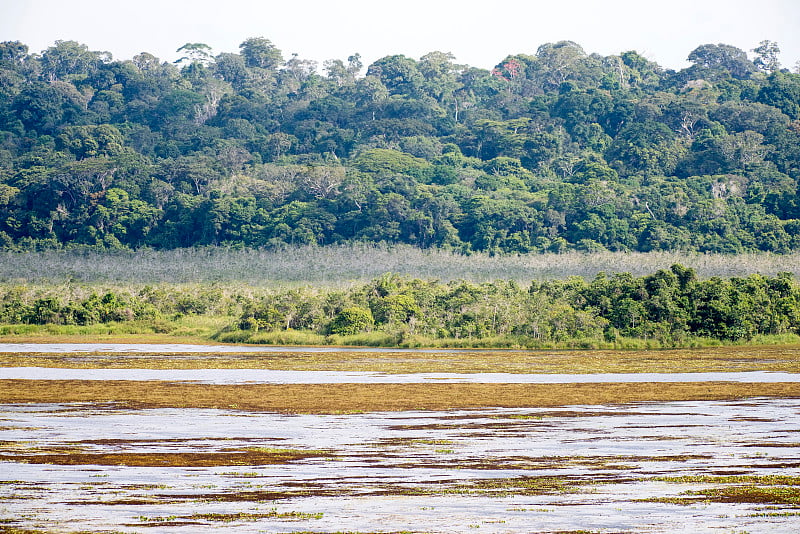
0,38,799,254
581,266,800,342
2,266,799,346
5,291,142,326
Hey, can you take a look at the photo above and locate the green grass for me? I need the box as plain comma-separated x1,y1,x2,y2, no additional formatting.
0,315,235,344
208,328,764,350
5,320,800,351
222,329,328,346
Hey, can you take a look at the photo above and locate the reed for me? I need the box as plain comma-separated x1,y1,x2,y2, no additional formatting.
4,245,800,286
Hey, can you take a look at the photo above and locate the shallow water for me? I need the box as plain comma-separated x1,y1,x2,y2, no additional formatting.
2,366,800,384
2,400,799,533
2,342,798,532
0,342,465,353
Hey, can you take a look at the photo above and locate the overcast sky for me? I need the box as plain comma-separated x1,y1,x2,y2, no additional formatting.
2,0,799,72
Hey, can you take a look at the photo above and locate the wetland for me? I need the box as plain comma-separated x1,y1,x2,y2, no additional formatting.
1,343,799,533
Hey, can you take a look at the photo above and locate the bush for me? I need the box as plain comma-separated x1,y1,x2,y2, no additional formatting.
329,306,375,336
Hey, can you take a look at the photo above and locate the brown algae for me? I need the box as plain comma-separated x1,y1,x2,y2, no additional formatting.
0,448,329,467
2,345,800,374
2,380,799,413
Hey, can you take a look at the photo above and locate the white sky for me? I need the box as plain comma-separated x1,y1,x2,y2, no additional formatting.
1,0,799,72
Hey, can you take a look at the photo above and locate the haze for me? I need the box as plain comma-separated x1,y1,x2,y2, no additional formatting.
2,0,799,71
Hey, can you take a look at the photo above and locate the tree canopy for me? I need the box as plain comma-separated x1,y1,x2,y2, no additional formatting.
1,38,799,254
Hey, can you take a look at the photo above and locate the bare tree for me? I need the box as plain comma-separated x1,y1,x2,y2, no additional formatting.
301,166,344,199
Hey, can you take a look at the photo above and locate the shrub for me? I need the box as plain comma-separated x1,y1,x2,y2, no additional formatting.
329,306,375,335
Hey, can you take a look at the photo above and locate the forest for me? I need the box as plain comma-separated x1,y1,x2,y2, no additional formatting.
1,38,799,254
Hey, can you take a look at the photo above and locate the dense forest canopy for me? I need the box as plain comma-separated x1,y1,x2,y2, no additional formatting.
1,38,799,254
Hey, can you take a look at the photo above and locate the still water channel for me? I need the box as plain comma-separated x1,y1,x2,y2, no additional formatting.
2,367,800,384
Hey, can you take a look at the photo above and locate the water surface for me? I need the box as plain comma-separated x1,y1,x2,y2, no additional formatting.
0,342,462,353
2,367,799,384
2,400,799,533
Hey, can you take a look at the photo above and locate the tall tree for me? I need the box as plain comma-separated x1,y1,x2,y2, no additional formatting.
40,40,109,81
239,37,283,69
366,55,423,96
174,43,214,67
686,43,756,80
752,40,781,73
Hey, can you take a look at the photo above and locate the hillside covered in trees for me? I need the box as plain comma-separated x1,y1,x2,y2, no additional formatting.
1,38,799,254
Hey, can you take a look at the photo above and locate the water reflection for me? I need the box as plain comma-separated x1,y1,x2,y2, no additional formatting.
2,400,799,533
0,342,466,353
2,367,799,383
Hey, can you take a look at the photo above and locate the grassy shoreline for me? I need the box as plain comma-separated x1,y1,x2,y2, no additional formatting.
2,322,800,351
4,256,800,350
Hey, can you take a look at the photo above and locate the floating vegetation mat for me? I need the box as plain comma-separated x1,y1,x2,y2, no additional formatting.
2,399,800,533
2,344,799,374
1,379,799,412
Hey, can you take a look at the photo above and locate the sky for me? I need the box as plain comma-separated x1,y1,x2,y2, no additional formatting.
1,0,799,73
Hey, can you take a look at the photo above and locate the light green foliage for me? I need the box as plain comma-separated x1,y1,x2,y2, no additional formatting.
330,306,374,335
351,148,431,177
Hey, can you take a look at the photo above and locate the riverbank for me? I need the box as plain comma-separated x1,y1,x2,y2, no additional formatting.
3,321,800,352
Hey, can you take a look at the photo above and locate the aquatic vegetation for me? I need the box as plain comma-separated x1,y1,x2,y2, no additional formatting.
691,485,800,504
2,379,799,413
0,448,330,467
136,509,324,524
2,399,800,532
1,344,799,532
639,475,800,506
651,475,800,485
2,344,799,374
642,487,800,506
420,475,587,497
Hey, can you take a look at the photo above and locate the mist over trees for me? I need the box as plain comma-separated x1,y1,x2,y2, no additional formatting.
1,37,799,254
